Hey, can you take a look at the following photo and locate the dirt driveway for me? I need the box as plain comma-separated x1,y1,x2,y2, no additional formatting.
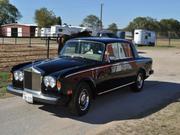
89,47,180,135
0,47,180,135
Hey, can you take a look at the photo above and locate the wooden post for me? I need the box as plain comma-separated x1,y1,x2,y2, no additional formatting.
15,37,17,45
47,37,50,59
168,31,171,47
28,37,32,47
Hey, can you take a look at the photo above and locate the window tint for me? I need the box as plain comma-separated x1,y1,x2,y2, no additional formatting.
106,43,133,61
121,43,133,58
106,43,119,60
60,41,105,61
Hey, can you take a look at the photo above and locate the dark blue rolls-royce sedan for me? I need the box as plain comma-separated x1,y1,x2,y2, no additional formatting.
7,37,153,116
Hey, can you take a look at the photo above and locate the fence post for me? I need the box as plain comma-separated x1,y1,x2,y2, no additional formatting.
29,37,32,47
168,38,171,47
168,31,171,47
15,37,17,45
2,37,4,44
47,37,50,59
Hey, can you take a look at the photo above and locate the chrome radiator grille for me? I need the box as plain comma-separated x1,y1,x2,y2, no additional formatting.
24,70,41,91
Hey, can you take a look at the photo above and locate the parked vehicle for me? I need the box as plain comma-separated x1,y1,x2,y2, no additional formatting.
35,28,41,37
40,28,51,37
134,29,156,46
117,31,125,39
50,25,92,37
7,37,154,116
96,30,118,38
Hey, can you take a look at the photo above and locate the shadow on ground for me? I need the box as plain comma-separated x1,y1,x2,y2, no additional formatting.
39,80,180,124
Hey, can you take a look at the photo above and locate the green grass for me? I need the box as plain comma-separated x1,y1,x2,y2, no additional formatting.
0,72,11,98
137,38,180,50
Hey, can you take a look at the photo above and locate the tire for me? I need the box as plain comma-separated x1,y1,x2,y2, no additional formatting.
131,72,145,92
68,83,91,116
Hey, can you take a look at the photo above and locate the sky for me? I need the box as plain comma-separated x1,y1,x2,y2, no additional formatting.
10,0,180,29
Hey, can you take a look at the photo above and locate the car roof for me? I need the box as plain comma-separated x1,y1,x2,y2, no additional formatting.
72,37,131,44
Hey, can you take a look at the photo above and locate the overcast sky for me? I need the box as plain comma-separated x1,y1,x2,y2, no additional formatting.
10,0,180,28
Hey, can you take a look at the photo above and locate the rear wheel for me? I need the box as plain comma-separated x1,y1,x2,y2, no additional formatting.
131,72,144,92
68,83,91,116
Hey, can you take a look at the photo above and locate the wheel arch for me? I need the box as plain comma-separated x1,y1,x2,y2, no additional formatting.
138,68,146,79
76,77,97,99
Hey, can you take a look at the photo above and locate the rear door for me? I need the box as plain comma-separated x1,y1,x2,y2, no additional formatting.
96,42,137,94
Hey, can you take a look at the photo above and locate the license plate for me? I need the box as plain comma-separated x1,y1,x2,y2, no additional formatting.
23,92,33,103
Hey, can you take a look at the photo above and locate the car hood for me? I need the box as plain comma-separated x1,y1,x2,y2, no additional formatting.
33,57,93,75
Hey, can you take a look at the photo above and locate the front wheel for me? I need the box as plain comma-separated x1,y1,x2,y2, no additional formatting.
68,83,91,116
131,72,144,92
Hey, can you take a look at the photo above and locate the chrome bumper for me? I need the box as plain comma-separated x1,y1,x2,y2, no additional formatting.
7,85,60,104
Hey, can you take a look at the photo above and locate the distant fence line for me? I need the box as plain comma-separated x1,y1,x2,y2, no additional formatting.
0,36,59,47
0,38,58,71
1,36,180,47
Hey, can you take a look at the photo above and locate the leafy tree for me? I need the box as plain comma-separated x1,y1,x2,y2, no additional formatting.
108,23,118,33
124,17,160,32
159,19,180,38
34,8,62,28
55,16,62,25
81,15,101,28
0,0,22,25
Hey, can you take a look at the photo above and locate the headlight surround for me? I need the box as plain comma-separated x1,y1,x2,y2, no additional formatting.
43,76,56,88
13,71,24,81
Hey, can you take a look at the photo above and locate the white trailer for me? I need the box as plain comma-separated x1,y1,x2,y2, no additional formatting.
50,25,93,37
134,29,156,46
35,28,41,37
41,28,51,37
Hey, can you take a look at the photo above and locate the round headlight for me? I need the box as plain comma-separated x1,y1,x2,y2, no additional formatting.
14,71,19,81
43,76,56,88
14,71,24,81
44,76,50,87
19,71,24,82
49,77,56,88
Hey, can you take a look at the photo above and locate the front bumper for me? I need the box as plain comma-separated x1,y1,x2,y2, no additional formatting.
7,85,60,104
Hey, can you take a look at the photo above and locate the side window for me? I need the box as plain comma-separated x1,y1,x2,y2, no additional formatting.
121,43,133,58
106,43,119,60
106,43,133,61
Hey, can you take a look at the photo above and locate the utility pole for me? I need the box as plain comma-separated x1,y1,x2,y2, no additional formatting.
100,3,104,30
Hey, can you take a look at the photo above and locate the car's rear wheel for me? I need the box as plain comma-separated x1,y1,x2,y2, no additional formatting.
131,72,144,92
68,82,91,116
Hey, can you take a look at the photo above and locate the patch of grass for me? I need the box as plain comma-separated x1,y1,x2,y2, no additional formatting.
0,72,11,98
137,45,180,50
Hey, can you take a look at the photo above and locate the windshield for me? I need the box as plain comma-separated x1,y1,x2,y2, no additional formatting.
60,40,105,61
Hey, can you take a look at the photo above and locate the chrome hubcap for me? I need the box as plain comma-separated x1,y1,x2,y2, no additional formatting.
137,74,143,89
78,89,89,111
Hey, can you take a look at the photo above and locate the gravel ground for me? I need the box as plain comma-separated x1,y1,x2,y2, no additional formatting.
88,47,180,135
89,102,180,135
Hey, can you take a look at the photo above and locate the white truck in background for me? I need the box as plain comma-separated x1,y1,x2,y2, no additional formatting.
134,29,156,46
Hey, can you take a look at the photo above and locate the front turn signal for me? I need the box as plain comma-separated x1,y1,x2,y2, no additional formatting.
57,81,61,91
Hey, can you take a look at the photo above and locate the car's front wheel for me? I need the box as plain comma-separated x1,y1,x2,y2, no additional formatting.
131,72,144,92
68,83,91,116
